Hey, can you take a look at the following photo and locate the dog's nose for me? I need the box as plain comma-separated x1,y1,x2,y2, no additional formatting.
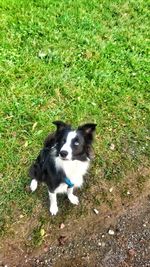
60,150,68,158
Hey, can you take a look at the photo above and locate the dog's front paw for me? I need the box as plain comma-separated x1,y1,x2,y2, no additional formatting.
68,194,79,205
50,205,58,216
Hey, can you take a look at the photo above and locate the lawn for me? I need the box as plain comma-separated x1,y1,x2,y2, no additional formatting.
0,0,149,243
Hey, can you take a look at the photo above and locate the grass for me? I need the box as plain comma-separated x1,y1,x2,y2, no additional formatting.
0,0,149,240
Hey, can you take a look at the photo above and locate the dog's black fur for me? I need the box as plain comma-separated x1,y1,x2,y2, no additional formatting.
29,121,96,214
29,121,96,192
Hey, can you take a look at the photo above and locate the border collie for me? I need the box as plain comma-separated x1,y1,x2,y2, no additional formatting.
29,121,96,215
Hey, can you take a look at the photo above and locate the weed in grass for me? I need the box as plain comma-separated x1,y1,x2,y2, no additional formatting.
30,225,45,247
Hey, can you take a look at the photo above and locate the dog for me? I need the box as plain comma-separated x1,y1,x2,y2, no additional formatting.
29,121,96,215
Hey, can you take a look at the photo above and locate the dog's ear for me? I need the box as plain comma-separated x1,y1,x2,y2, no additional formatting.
78,123,97,134
53,121,69,132
78,123,97,144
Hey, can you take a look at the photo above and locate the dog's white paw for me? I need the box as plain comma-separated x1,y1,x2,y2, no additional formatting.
50,205,58,216
30,179,38,192
68,194,79,205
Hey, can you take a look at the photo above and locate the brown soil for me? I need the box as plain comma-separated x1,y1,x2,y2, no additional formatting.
0,169,150,267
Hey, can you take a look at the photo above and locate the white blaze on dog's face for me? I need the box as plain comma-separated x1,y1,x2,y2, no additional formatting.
60,131,77,160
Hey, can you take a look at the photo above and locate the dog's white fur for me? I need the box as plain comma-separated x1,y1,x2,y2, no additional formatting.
55,157,90,187
60,131,77,160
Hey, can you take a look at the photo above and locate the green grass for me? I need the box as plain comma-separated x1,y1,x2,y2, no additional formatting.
0,0,149,238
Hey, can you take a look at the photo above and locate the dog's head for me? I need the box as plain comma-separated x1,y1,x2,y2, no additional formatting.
53,121,96,161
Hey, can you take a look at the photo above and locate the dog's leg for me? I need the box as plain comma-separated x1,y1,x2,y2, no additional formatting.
49,191,58,215
67,187,79,205
30,179,38,192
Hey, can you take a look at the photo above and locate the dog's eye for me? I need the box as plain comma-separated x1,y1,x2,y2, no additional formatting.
74,141,79,146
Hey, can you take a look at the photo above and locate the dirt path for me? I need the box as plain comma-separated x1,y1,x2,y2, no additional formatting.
22,194,149,267
1,192,149,267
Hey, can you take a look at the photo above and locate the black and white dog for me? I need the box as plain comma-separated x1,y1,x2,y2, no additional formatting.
29,121,96,215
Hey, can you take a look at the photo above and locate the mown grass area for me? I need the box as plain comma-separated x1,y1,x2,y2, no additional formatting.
0,0,149,238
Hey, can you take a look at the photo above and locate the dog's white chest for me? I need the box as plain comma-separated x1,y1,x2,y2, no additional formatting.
55,157,89,187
